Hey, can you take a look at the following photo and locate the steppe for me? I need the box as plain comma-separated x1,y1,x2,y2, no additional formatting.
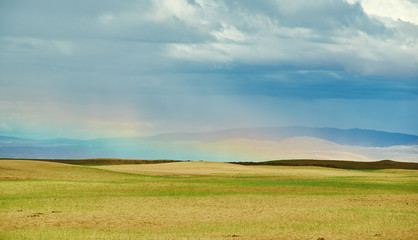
1,159,417,239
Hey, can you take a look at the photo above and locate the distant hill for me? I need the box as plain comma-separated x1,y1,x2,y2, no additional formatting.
146,126,418,147
0,158,180,165
234,159,418,170
0,136,28,141
0,126,417,161
2,158,417,170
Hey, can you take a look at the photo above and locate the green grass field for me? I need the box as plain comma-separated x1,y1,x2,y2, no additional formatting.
1,160,417,239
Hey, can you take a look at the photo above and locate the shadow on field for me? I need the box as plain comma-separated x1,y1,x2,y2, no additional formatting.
233,159,418,170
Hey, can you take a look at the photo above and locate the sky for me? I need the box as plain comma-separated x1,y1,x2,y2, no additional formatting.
0,0,417,139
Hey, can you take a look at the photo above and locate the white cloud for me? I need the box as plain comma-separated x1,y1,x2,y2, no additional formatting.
146,0,221,27
167,43,233,62
348,0,418,25
211,23,247,42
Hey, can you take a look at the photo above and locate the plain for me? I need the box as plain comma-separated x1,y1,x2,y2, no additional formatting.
0,160,417,239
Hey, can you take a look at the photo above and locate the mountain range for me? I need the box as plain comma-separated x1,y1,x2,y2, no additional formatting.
1,126,417,162
146,126,418,147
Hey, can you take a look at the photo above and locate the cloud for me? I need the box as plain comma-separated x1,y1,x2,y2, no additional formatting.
0,0,417,138
2,0,417,77
157,0,418,77
347,0,418,25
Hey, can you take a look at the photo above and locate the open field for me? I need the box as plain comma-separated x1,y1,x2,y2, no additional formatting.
1,159,417,239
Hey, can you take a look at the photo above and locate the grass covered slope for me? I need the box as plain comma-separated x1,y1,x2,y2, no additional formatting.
1,160,417,239
0,159,150,181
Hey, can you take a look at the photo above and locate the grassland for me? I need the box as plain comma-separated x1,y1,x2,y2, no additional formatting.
1,159,417,239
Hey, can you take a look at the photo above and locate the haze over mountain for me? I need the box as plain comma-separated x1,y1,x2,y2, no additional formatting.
147,126,418,147
1,127,417,162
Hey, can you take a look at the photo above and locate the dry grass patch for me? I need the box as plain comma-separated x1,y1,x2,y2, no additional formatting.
374,169,418,174
93,161,375,178
1,195,417,239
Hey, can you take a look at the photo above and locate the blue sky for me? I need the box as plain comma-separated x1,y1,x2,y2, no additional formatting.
0,0,417,139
